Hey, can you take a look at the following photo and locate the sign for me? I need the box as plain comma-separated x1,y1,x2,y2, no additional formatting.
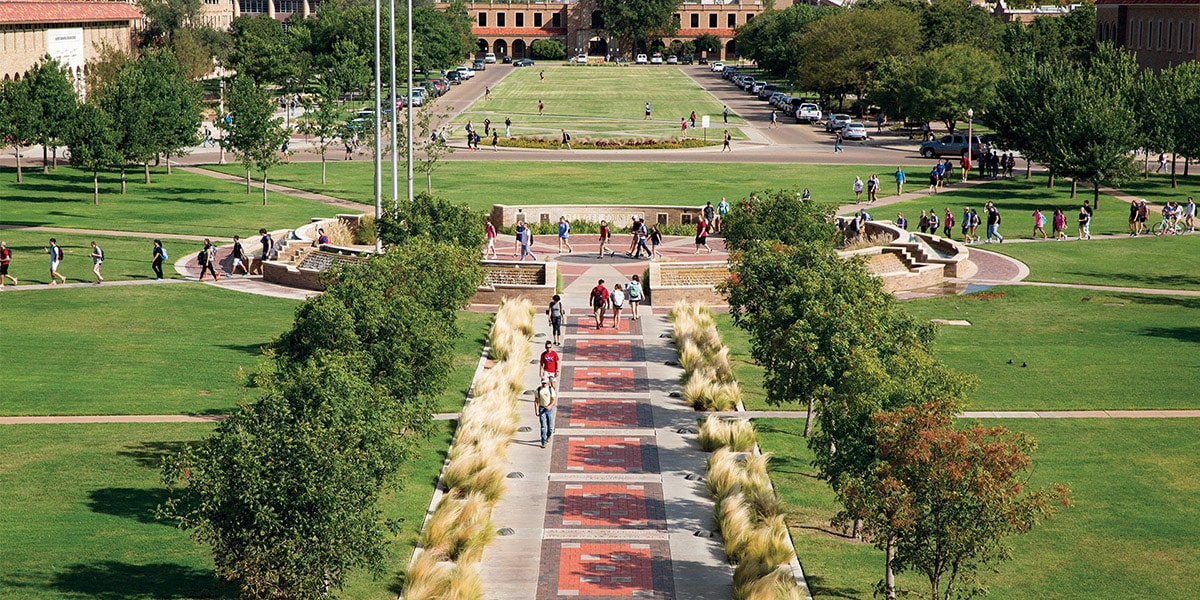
46,28,85,73
701,116,711,129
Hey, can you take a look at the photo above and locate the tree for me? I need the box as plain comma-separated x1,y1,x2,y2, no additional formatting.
138,49,202,177
736,4,837,76
793,8,921,107
297,83,343,184
870,45,999,132
99,59,157,193
160,353,415,599
0,77,37,182
1138,62,1200,186
323,38,370,101
222,75,288,205
170,27,218,80
719,188,834,253
228,15,297,85
377,193,484,252
63,103,119,204
405,99,455,194
854,404,1071,600
530,39,566,60
594,0,680,51
691,33,723,61
919,0,997,51
26,56,78,172
137,0,202,43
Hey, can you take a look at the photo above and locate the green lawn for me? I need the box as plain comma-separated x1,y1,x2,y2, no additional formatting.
451,65,748,140
206,161,920,212
1106,170,1200,204
0,423,231,600
852,177,1135,238
0,284,300,416
0,229,188,285
0,419,456,600
432,311,491,414
0,166,338,237
756,417,1200,600
991,232,1200,290
721,286,1200,412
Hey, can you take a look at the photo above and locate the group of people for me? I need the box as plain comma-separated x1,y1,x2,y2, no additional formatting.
852,175,881,203
586,276,645,330
1130,197,1196,236
894,202,1006,244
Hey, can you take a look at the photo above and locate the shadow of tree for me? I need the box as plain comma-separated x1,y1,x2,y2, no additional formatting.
1139,326,1200,344
49,561,235,599
87,487,171,525
118,441,189,469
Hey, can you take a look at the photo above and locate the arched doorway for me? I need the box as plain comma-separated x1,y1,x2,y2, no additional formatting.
512,39,527,58
587,37,607,57
724,40,737,61
493,39,507,56
477,38,489,55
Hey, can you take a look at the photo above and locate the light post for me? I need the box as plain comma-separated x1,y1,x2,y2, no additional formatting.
406,0,413,207
284,77,293,131
373,0,382,252
389,0,398,212
218,79,225,165
967,107,974,172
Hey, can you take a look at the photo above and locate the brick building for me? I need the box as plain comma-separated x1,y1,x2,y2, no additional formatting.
195,0,323,30
1097,0,1200,70
0,0,142,82
438,0,793,62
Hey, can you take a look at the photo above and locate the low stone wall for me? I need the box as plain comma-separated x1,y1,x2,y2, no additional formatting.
473,260,557,305
647,261,729,307
489,204,708,228
838,219,967,292
263,250,368,291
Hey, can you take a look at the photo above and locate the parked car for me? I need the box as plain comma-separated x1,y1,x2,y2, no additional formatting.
681,54,694,65
456,65,474,79
795,103,822,123
841,122,868,140
501,55,513,64
513,58,535,67
635,53,648,64
650,53,664,64
709,61,724,72
430,78,449,96
666,55,678,64
758,84,778,100
825,113,851,132
484,52,497,64
445,70,462,84
919,133,985,158
472,59,486,71
750,81,766,95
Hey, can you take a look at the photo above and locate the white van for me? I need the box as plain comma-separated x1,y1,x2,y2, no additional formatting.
635,53,648,64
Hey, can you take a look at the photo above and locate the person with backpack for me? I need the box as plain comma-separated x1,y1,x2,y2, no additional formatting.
46,238,67,285
547,294,564,346
534,376,557,448
610,283,626,325
88,241,105,284
633,219,651,259
198,239,219,281
230,235,248,275
650,224,664,260
590,279,610,329
0,241,17,289
559,128,571,150
151,240,168,280
259,228,274,262
518,222,537,261
694,215,712,254
626,275,643,321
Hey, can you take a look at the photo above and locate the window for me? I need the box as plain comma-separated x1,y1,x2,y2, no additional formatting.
497,12,505,27
746,13,754,23
728,13,736,27
1169,20,1174,51
691,14,699,28
552,12,561,27
1158,19,1163,50
1190,21,1195,53
478,12,486,27
275,0,302,13
515,12,523,27
673,13,680,28
709,13,717,27
239,0,267,13
534,12,542,27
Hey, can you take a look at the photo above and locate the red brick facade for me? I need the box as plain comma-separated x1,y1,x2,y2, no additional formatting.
1097,0,1200,71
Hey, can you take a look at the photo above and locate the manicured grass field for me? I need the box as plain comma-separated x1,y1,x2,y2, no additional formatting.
0,229,189,285
452,65,748,140
846,176,1137,238
433,311,491,413
0,284,300,416
206,161,915,212
1106,170,1200,204
722,286,1200,411
991,233,1200,290
0,419,456,600
0,166,337,237
756,417,1200,600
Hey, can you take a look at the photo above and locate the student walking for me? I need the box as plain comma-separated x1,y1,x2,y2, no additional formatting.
722,130,731,152
626,275,643,320
1033,209,1048,240
853,176,864,203
610,283,626,325
198,239,219,281
590,279,610,329
645,103,652,119
0,241,17,288
694,216,712,253
557,216,573,253
535,376,557,448
151,239,167,280
46,238,66,285
649,224,663,260
230,235,248,275
1078,201,1093,240
504,116,512,137
722,105,729,123
690,111,696,129
598,220,613,258
894,167,906,195
986,203,1004,243
492,131,499,151
259,229,274,262
867,175,879,203
518,222,537,261
1052,208,1067,240
547,294,564,346
539,339,560,389
559,129,571,150
834,130,843,153
538,100,544,116
943,208,955,238
769,111,778,128
484,221,498,259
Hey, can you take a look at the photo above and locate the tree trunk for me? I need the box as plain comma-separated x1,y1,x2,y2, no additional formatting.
1026,157,1032,180
245,170,251,194
1047,173,1054,188
1144,150,1150,179
262,170,269,206
1093,181,1100,210
852,518,862,539
166,153,172,175
427,170,433,194
14,145,23,183
93,170,99,205
144,162,151,184
43,144,49,174
885,537,897,600
1070,179,1076,199
1171,153,1178,188
803,397,815,437
120,165,127,194
1186,157,1191,177
321,152,327,185
52,146,57,169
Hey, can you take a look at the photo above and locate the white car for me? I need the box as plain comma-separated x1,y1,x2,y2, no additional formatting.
484,53,496,64
841,122,869,141
666,55,678,64
709,61,724,72
574,54,588,63
636,53,648,64
650,53,664,64
825,113,851,132
456,66,475,79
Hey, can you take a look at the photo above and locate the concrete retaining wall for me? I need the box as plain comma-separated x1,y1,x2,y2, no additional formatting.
490,204,707,228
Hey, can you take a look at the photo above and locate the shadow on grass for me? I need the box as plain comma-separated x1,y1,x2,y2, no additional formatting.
1111,293,1200,310
1139,326,1200,344
215,342,268,356
49,561,235,599
804,574,871,600
1066,271,1200,290
87,487,171,525
118,441,189,469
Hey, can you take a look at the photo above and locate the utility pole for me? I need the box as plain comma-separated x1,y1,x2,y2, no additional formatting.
373,0,383,253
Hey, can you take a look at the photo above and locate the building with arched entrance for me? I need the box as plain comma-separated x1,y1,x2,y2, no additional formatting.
0,1,142,85
438,1,788,61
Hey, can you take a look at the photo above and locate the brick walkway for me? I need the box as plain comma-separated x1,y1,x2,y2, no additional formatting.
479,268,732,600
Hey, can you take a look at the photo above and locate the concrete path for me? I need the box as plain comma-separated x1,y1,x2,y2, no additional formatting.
0,412,462,425
709,410,1200,420
481,282,733,600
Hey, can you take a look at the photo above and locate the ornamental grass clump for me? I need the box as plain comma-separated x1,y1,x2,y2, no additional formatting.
402,549,453,599
699,418,756,452
670,301,739,410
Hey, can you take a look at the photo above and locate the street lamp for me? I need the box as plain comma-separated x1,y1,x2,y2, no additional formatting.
218,79,225,165
967,108,974,180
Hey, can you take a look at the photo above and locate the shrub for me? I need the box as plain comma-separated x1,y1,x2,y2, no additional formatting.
719,491,753,562
530,39,566,60
447,493,496,563
737,565,804,600
445,562,483,600
353,215,375,245
320,220,355,246
699,418,756,452
496,137,718,150
705,447,742,500
402,549,452,598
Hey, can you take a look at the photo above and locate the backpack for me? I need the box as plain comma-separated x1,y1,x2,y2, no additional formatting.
55,246,64,261
161,247,168,261
197,249,208,265
627,282,642,301
590,286,606,309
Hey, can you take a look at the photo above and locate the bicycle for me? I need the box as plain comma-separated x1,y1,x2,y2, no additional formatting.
1151,218,1184,236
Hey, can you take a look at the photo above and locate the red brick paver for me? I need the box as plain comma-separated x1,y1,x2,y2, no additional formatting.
561,366,648,393
547,483,667,529
555,436,660,473
560,398,653,429
569,316,643,336
570,339,639,362
538,540,676,600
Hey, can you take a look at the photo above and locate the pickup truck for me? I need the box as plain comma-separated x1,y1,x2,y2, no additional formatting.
794,103,822,124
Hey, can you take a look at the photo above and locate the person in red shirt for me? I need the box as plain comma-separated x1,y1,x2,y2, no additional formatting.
694,216,712,254
590,278,610,329
539,340,560,389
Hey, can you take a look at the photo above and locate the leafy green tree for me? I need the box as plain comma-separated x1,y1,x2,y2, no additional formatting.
297,83,343,184
793,8,920,106
160,353,415,600
25,56,78,172
170,27,218,80
530,39,567,60
377,193,484,252
138,49,202,176
222,75,289,205
594,0,680,52
736,4,837,76
323,38,370,101
136,0,202,42
63,103,119,204
0,77,37,183
854,404,1070,600
719,189,834,253
691,33,723,60
83,43,131,101
99,61,157,193
919,0,997,51
401,98,455,194
871,45,998,132
228,15,297,85
1138,61,1200,186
